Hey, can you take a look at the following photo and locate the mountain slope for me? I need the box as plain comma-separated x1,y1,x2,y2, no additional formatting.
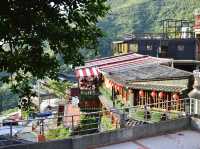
98,0,200,56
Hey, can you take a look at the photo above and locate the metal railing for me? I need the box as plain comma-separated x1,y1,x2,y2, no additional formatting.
0,98,199,142
80,89,99,100
123,32,168,40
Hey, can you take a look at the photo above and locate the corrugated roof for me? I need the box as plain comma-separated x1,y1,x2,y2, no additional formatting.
76,53,172,70
105,64,192,91
100,57,171,73
106,64,192,82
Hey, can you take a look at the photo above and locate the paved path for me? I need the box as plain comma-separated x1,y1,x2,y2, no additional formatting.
96,130,200,149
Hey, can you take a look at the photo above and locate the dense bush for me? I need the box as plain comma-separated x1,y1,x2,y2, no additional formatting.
72,115,99,135
0,83,19,113
45,125,71,140
101,115,115,131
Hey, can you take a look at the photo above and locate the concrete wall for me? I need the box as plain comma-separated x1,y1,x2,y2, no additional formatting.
0,138,72,149
1,117,190,149
190,116,200,131
73,117,190,149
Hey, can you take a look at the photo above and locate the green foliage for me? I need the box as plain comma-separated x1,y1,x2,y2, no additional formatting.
11,76,36,99
101,115,115,131
1,107,18,115
130,109,179,123
152,112,161,122
99,85,112,100
99,0,200,56
80,94,98,100
115,98,125,110
80,90,98,100
78,115,99,135
0,0,109,97
132,110,160,122
0,83,19,112
21,110,30,120
19,98,36,119
44,80,72,98
45,125,71,140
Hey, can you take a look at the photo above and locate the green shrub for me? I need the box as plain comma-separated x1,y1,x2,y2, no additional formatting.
99,85,112,101
45,125,71,140
2,107,18,115
72,115,99,135
101,116,115,131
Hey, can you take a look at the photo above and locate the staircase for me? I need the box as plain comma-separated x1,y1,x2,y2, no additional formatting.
125,119,147,127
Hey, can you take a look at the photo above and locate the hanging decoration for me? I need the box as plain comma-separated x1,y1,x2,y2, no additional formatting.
116,85,120,91
172,93,179,100
139,90,144,97
114,84,118,91
151,90,157,98
159,92,164,98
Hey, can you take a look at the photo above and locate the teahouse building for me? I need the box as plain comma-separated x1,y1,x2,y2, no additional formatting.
75,53,193,112
102,64,193,111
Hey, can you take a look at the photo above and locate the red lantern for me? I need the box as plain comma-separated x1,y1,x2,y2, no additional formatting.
172,93,179,100
159,92,164,98
151,91,156,98
139,90,144,97
114,84,118,90
117,85,120,91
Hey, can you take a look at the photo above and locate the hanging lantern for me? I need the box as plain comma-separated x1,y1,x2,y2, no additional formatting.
139,90,144,97
159,92,164,98
172,93,179,100
117,85,120,91
118,84,123,91
119,86,123,93
151,90,157,98
114,84,118,90
111,81,114,86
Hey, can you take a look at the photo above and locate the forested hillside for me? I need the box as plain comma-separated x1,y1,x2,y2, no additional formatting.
98,0,200,56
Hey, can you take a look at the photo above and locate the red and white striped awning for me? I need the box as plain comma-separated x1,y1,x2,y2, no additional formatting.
75,67,100,78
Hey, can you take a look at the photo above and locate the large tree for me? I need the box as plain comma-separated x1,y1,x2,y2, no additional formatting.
0,0,109,95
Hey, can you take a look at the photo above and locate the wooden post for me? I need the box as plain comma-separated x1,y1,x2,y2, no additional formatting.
9,121,12,138
166,93,169,110
72,116,74,131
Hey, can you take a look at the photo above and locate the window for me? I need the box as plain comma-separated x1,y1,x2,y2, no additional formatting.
159,45,168,57
146,44,153,51
177,45,184,51
196,34,200,38
129,43,138,53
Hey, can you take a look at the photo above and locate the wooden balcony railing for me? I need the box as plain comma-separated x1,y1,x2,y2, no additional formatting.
80,89,99,100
